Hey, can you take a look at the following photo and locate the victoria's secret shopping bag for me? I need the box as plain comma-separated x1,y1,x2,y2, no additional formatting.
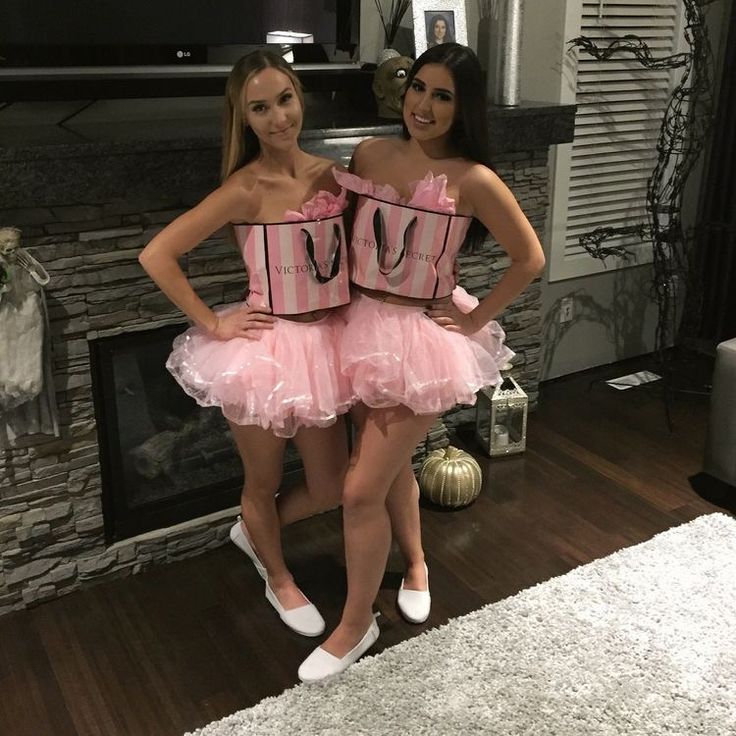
349,196,471,299
237,214,350,314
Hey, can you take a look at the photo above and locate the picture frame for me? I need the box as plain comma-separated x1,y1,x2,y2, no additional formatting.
412,0,467,58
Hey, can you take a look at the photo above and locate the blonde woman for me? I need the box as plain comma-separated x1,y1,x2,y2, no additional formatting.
139,50,352,638
139,50,429,644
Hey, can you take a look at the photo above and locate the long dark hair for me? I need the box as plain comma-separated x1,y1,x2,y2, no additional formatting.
221,50,304,181
401,43,493,250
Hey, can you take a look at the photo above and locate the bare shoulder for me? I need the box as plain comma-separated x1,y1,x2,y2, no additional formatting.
218,167,260,221
353,137,400,169
460,163,514,207
462,163,506,192
225,165,258,192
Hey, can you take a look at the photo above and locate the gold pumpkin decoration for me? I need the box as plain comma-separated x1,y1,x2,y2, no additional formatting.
419,446,482,508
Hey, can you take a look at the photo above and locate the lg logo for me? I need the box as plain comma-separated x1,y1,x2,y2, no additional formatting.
176,50,192,59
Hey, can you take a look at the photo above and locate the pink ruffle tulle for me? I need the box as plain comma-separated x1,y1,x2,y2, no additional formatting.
166,307,355,438
338,288,515,414
284,188,347,221
167,193,353,437
334,168,512,411
333,168,457,214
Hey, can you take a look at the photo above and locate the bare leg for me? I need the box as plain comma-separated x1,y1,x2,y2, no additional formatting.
352,403,427,591
386,464,427,590
227,421,308,610
320,405,439,657
278,417,348,526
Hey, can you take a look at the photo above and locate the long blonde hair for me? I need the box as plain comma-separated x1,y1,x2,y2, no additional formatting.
221,50,304,182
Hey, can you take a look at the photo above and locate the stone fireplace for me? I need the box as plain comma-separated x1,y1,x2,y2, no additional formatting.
0,101,574,614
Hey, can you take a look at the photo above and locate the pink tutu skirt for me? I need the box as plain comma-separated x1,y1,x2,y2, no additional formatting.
166,305,355,438
338,287,515,415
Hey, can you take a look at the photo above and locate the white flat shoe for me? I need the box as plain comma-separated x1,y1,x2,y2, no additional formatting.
229,517,267,580
397,562,431,624
298,617,380,683
265,581,325,637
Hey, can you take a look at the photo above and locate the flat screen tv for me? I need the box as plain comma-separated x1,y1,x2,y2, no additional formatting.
0,0,355,67
0,0,360,100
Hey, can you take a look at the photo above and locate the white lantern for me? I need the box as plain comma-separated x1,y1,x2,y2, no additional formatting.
475,375,528,457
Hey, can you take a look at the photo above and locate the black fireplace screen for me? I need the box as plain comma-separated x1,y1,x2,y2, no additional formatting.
90,323,302,543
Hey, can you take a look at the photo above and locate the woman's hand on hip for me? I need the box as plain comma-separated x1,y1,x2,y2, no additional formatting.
210,305,275,340
425,301,480,336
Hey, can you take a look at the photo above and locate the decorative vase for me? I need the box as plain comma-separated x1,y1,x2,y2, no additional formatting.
376,47,399,65
478,0,523,106
419,446,483,508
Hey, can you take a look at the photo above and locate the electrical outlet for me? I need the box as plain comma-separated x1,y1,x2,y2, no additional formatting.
560,296,574,323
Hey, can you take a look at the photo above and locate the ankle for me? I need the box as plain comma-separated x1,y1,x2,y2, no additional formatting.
337,614,376,637
401,560,428,591
267,572,296,591
239,512,254,536
406,556,426,572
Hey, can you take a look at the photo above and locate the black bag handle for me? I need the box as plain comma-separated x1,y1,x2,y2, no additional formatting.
373,207,417,276
302,223,342,284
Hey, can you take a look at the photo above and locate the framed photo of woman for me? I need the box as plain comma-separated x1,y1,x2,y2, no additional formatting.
412,1,467,57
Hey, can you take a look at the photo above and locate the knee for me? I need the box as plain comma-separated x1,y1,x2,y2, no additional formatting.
242,475,281,503
342,476,382,516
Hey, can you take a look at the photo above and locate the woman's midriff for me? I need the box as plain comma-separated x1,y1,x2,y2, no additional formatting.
277,308,334,323
352,283,451,308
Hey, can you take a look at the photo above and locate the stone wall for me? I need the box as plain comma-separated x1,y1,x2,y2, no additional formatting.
0,137,547,615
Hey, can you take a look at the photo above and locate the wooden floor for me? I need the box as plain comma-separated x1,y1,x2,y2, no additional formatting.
1,352,730,736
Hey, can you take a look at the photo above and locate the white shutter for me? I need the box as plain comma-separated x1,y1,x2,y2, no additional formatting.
548,0,682,281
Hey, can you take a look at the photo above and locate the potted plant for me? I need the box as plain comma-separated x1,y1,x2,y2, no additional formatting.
373,0,412,51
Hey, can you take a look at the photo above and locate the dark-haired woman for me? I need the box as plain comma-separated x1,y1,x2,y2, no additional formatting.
298,43,545,682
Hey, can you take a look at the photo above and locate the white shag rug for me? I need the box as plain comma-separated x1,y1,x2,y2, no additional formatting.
186,513,736,736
